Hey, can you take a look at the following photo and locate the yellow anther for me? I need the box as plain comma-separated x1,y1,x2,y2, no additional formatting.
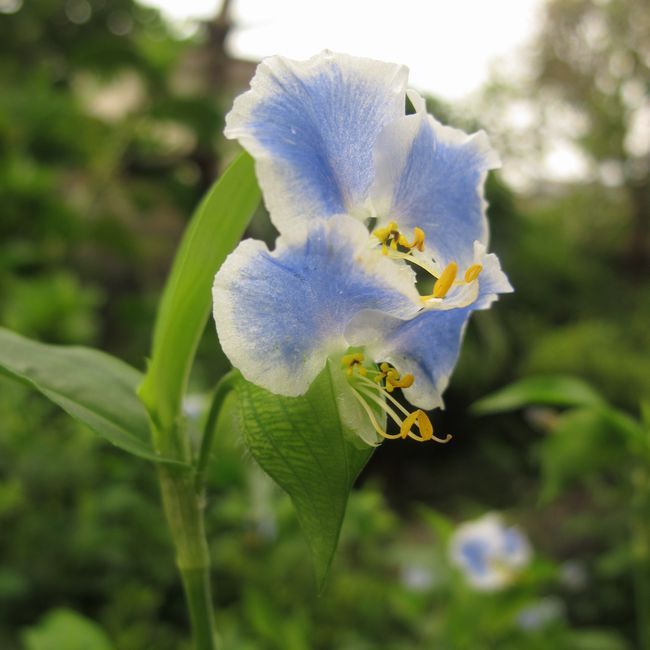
387,372,414,391
397,233,411,248
375,363,414,393
400,410,419,439
408,227,426,252
348,366,452,445
342,352,367,377
400,409,436,442
432,261,458,299
342,352,364,367
373,221,398,245
417,411,433,441
464,263,483,283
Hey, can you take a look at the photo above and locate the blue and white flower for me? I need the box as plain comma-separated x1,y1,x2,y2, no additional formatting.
213,51,513,445
517,598,566,631
449,513,532,590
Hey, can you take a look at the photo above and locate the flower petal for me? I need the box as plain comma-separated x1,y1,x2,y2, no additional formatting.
421,241,513,311
225,50,409,231
213,215,419,397
370,94,500,268
346,306,472,410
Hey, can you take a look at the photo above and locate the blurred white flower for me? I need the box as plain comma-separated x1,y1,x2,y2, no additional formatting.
182,393,207,422
449,512,531,590
400,565,434,593
517,597,566,630
560,560,588,591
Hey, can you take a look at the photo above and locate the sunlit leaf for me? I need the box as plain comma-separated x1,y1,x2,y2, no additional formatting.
232,362,374,590
139,152,260,436
472,375,604,415
0,327,177,464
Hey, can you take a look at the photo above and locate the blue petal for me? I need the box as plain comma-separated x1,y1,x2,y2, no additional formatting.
225,51,408,231
371,109,499,268
346,306,472,409
459,539,489,576
213,215,419,396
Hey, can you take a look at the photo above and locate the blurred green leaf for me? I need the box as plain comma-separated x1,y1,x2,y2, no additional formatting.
22,608,113,650
232,363,373,590
540,408,631,502
472,375,604,414
567,629,629,650
0,327,178,464
139,152,260,436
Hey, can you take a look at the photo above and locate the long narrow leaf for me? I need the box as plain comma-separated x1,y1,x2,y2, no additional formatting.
138,152,260,434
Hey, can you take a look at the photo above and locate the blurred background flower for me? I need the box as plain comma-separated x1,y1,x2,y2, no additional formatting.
449,512,532,590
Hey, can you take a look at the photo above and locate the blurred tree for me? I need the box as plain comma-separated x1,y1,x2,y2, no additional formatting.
483,0,649,271
0,0,232,359
534,0,650,272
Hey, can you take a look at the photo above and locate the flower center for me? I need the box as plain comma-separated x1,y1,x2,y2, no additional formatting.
342,353,451,444
373,221,425,255
371,221,482,302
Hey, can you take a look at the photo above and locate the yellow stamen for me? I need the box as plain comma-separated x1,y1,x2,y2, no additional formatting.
373,221,398,245
388,373,414,390
342,352,364,366
342,352,367,377
374,222,425,256
464,263,483,283
350,388,402,440
408,227,426,252
347,357,452,444
417,410,433,441
432,261,458,299
400,410,420,439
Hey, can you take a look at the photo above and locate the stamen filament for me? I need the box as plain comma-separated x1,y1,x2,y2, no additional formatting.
356,375,411,418
385,250,441,278
350,387,402,440
356,385,407,429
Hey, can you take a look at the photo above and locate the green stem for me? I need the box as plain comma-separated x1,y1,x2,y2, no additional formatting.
157,464,218,650
633,417,650,650
195,371,237,491
150,373,237,649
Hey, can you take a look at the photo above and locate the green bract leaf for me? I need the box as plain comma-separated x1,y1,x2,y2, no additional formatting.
139,152,260,435
232,362,374,590
472,375,604,415
0,327,174,464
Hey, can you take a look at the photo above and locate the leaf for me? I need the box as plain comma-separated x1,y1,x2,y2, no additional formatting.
472,375,604,415
22,609,113,650
139,152,260,435
232,361,374,590
0,327,177,464
540,407,632,502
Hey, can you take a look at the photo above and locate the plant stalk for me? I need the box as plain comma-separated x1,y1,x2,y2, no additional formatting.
157,463,218,650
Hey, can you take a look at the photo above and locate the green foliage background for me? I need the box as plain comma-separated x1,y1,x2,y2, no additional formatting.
0,0,648,648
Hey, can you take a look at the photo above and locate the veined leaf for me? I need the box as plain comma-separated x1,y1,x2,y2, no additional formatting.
0,327,175,464
139,152,260,436
232,362,374,590
472,375,604,415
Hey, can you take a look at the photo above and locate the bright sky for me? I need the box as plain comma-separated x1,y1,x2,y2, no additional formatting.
143,0,543,100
